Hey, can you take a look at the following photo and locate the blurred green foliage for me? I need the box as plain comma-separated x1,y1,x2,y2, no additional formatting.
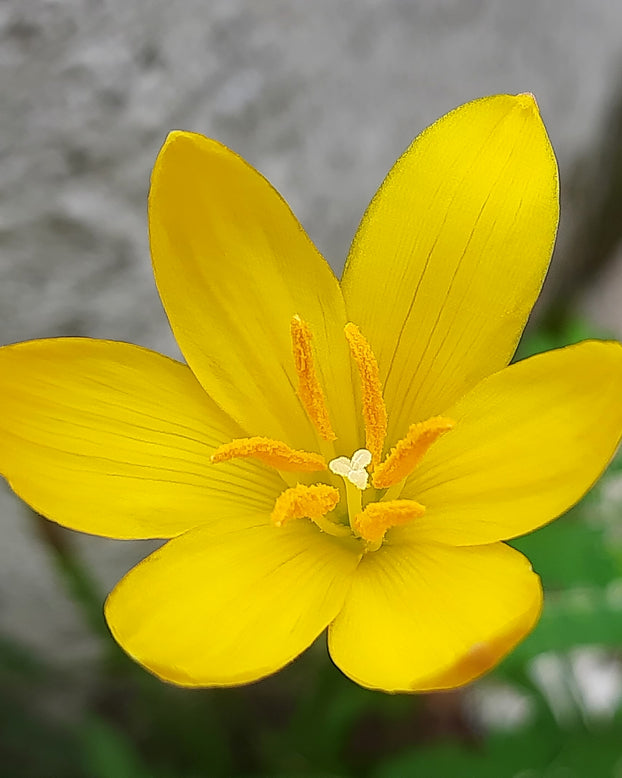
1,317,621,777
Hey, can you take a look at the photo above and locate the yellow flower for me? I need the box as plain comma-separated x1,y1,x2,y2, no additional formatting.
2,94,622,693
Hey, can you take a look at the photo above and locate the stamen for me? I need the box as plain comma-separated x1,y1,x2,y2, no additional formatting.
344,322,387,468
271,483,345,536
291,315,336,441
211,436,326,472
353,499,426,545
373,416,455,489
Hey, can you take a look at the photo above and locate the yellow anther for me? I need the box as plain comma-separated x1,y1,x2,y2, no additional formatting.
373,416,455,489
211,436,326,472
344,322,387,469
291,315,336,441
353,499,426,544
271,483,341,529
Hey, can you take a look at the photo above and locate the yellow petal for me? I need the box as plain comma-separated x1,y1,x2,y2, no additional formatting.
106,517,360,687
400,341,622,546
342,94,559,444
149,132,358,452
0,339,285,539
328,540,541,692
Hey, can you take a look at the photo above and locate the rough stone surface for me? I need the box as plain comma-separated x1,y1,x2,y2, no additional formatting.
2,0,622,665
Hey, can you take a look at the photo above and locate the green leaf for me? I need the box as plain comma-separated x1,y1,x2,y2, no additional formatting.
80,719,155,778
373,719,622,778
511,517,620,590
504,586,622,667
514,317,612,361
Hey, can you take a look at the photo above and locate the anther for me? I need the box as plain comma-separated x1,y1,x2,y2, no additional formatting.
353,499,426,545
373,416,455,489
271,483,350,537
291,315,336,441
344,323,387,469
211,436,326,472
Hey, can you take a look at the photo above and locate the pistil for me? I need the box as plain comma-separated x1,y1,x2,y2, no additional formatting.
344,479,363,525
328,448,372,525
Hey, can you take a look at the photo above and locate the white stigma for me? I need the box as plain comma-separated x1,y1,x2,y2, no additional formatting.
328,448,372,490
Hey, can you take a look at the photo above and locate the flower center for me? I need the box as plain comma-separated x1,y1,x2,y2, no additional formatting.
210,316,454,549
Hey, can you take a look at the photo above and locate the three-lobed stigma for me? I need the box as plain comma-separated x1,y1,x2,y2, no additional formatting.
328,448,372,490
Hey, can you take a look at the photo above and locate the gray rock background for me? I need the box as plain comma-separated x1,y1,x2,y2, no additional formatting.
2,0,622,668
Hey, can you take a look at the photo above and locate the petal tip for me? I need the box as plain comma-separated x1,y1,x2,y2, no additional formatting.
160,129,204,157
514,92,539,113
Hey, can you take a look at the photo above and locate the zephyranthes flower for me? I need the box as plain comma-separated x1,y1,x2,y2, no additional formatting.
2,94,622,692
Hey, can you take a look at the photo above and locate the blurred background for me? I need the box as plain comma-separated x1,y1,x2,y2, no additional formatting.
2,1,622,776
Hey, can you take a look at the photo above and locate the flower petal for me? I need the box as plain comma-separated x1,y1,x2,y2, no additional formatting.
0,339,285,539
149,132,358,452
400,341,622,546
328,540,541,692
106,518,360,686
342,94,559,444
